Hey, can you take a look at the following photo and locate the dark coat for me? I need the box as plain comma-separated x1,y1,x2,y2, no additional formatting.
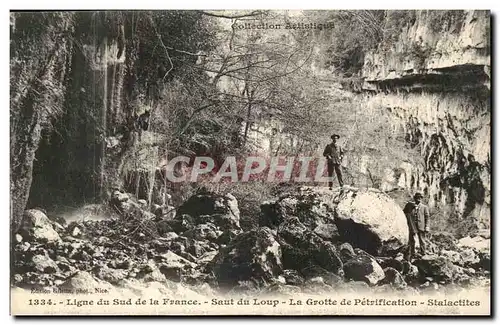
404,201,430,233
323,143,344,165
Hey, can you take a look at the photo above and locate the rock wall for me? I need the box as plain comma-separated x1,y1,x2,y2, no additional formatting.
10,13,76,231
27,13,129,210
359,10,490,235
362,10,490,90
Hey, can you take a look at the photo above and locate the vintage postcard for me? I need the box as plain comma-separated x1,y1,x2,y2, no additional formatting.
10,9,491,316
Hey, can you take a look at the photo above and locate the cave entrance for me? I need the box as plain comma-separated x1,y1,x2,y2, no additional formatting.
27,112,105,214
27,36,110,215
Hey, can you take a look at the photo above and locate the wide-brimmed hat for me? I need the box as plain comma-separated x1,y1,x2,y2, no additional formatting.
414,192,423,199
331,134,340,140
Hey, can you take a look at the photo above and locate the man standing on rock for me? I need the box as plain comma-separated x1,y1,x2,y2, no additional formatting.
323,134,344,189
404,192,431,260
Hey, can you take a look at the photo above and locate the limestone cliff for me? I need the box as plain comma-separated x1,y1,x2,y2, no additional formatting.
359,10,490,235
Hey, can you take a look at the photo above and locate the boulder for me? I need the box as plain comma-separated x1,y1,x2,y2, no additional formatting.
440,250,462,265
302,278,334,294
111,190,129,203
477,251,490,271
339,242,356,263
108,254,132,269
31,254,59,273
19,210,61,243
313,223,339,241
277,217,343,274
457,236,490,253
431,232,458,251
338,280,371,293
183,223,218,242
137,199,148,208
343,253,385,285
197,250,219,267
376,257,404,273
183,271,217,288
136,262,167,283
157,251,197,269
282,269,305,286
163,214,196,234
154,251,197,281
210,227,282,289
216,228,242,245
300,265,343,286
459,248,480,267
162,232,179,241
156,219,174,236
403,263,420,284
380,267,407,289
15,234,23,243
335,189,409,255
413,255,457,283
94,265,127,284
185,239,210,258
60,271,112,292
259,190,339,240
264,283,302,296
177,193,241,230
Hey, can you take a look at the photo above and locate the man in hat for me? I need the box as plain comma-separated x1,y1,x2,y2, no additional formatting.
403,192,431,260
323,134,344,189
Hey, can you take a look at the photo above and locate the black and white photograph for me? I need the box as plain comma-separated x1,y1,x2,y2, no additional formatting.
9,9,491,315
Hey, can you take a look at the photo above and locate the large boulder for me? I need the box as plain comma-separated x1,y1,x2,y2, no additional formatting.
19,210,61,243
210,227,282,289
335,188,409,255
260,190,340,240
177,192,241,230
277,217,343,274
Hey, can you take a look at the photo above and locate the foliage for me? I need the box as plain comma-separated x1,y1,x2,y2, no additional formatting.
320,10,384,77
318,10,467,76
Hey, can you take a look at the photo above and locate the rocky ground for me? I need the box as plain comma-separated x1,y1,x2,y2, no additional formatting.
11,186,490,298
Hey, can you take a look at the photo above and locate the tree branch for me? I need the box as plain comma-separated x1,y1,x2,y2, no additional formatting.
148,15,174,81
